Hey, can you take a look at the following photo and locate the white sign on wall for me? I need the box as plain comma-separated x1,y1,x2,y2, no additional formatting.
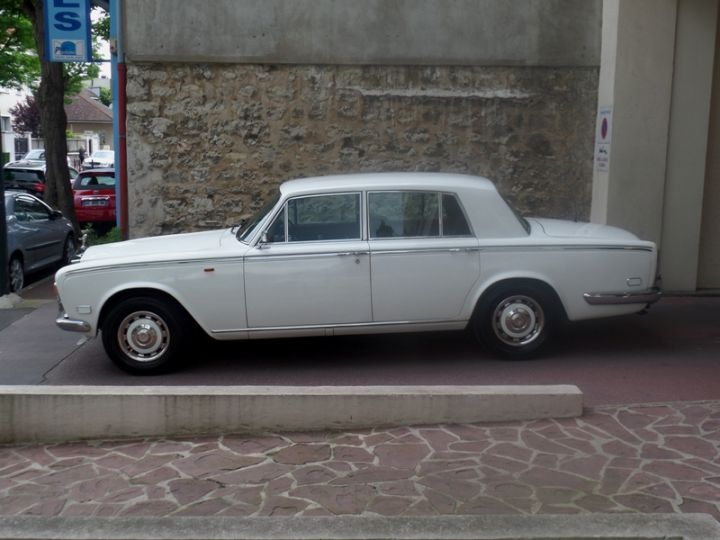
594,107,612,172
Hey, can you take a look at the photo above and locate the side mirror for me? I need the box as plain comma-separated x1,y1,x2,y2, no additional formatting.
258,231,270,249
51,209,63,220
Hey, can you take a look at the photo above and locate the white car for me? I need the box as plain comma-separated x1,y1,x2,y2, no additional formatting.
55,173,661,374
82,150,115,170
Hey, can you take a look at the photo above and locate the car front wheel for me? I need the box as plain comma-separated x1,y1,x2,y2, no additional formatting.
8,257,24,293
101,296,191,374
474,284,558,359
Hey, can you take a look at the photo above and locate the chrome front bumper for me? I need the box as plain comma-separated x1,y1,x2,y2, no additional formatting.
583,288,662,306
56,301,91,333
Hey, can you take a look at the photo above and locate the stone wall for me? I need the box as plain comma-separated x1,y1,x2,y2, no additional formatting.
126,63,598,237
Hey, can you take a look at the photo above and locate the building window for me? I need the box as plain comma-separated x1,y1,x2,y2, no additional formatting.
0,116,10,132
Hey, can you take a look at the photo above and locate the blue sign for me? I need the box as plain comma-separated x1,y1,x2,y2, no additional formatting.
45,0,92,62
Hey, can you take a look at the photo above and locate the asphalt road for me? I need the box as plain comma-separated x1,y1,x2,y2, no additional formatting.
25,293,720,407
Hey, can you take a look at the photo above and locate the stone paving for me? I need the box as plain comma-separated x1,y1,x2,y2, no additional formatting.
0,401,718,519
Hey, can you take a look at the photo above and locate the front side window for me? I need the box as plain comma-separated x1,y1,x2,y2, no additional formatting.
279,193,361,242
15,197,50,222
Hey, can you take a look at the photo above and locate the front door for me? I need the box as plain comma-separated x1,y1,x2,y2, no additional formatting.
244,192,372,328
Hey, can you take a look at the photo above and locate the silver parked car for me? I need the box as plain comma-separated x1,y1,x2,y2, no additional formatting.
4,191,75,292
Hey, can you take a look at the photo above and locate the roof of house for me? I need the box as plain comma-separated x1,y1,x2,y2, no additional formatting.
64,89,112,124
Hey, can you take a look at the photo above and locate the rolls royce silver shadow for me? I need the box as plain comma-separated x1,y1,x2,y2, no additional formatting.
55,173,661,374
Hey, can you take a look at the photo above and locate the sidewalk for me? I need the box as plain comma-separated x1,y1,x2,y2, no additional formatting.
1,281,719,522
1,400,718,519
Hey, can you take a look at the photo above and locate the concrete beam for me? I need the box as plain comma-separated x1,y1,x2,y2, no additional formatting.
123,0,601,66
0,385,582,444
1,515,719,540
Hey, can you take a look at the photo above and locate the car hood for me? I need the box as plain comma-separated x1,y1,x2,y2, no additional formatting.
80,229,230,262
529,218,640,242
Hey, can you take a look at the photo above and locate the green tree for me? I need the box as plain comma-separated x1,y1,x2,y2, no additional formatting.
98,86,111,106
1,0,105,239
0,0,38,88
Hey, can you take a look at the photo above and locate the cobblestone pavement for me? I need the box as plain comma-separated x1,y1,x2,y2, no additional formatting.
1,401,719,519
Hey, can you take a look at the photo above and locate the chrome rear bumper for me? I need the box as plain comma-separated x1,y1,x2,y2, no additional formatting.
583,288,662,306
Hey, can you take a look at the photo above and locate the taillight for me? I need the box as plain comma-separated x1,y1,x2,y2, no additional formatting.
34,182,45,192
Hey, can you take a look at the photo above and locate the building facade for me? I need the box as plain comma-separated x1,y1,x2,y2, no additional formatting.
117,0,720,291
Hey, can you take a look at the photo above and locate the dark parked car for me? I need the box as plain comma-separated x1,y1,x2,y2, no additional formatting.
72,169,116,230
3,163,79,196
4,191,75,292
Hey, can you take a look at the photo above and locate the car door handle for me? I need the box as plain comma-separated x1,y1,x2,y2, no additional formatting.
337,251,367,257
449,247,479,253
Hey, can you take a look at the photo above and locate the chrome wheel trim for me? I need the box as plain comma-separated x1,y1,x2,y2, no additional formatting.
492,295,544,347
8,259,24,292
117,310,170,363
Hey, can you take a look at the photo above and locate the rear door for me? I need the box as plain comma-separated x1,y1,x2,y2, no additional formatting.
368,191,480,322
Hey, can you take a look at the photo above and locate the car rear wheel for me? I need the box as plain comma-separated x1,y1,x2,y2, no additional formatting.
474,283,558,359
101,296,192,374
8,257,24,293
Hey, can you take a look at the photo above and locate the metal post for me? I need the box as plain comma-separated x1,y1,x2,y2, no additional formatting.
0,133,9,295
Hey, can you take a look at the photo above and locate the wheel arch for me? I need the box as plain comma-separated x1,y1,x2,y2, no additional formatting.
471,276,568,322
97,287,203,334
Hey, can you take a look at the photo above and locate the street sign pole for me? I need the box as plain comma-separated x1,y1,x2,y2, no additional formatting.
0,134,9,295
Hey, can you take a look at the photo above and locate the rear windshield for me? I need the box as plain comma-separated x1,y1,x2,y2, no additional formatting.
4,169,44,182
76,174,115,188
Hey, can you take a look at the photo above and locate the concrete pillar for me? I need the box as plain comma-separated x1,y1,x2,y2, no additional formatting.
661,0,718,291
698,7,720,289
591,0,719,291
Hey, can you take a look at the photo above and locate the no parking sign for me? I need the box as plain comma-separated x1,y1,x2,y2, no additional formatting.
594,107,613,172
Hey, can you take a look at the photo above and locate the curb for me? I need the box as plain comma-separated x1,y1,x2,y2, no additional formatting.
0,384,582,444
0,515,718,540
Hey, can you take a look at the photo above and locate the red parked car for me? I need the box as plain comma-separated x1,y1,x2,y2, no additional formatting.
72,169,116,230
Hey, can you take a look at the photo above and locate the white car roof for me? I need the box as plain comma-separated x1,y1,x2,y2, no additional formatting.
279,172,496,197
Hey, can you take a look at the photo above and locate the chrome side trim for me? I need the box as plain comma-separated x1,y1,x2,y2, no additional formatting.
479,244,655,253
372,247,480,255
583,288,662,306
62,243,653,276
210,318,462,335
247,251,370,262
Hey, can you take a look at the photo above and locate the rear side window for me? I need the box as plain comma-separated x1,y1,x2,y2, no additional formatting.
368,191,472,238
442,194,472,236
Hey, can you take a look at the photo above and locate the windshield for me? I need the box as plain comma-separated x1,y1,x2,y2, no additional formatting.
24,150,45,160
237,193,281,243
91,151,113,159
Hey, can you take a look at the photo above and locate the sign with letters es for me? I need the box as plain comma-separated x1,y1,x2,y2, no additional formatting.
45,0,92,62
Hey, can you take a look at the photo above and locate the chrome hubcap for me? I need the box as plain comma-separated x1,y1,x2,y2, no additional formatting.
9,260,23,292
118,311,169,362
493,295,544,347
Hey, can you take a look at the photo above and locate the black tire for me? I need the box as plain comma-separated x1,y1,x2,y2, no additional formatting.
101,296,192,374
8,256,24,293
473,283,559,359
60,234,76,266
